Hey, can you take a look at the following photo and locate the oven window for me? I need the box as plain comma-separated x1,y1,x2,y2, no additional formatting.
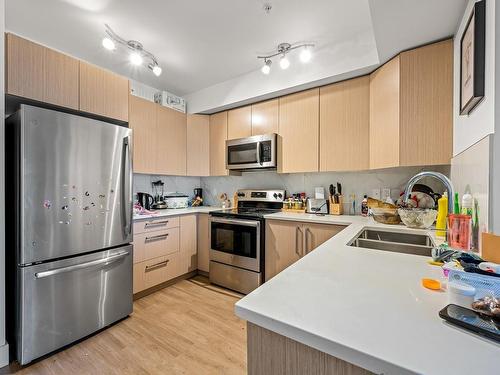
211,222,257,258
228,143,258,165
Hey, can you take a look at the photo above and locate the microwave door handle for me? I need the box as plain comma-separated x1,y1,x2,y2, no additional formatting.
256,141,262,165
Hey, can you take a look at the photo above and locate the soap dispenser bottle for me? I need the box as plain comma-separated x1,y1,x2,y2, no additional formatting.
436,192,448,238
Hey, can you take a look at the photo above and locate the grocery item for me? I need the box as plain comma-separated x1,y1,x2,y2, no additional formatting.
436,192,448,238
398,208,437,229
361,195,368,216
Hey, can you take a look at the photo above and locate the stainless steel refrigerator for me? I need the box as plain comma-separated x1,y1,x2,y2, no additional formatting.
6,105,133,365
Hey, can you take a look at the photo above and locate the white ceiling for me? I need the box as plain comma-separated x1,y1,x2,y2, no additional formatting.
6,0,466,112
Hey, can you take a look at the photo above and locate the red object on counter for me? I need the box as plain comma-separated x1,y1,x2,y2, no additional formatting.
448,214,472,251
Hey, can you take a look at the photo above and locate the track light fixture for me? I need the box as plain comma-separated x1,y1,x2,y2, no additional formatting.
102,24,162,77
258,42,314,74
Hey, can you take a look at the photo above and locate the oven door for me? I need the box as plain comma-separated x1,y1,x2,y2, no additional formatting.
226,134,277,170
209,217,260,272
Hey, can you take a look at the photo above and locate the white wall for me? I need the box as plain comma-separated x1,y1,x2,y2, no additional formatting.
185,33,379,114
0,0,8,367
453,0,496,156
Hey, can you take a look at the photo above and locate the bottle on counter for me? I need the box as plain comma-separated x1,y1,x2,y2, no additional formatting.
361,195,369,217
454,192,460,214
461,192,473,216
436,192,448,238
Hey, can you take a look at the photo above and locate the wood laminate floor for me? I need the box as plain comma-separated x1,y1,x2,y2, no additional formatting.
3,277,247,375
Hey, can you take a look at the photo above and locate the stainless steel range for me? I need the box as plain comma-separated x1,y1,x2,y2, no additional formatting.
209,189,285,294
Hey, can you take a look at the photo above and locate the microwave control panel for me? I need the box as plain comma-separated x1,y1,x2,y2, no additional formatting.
261,141,272,162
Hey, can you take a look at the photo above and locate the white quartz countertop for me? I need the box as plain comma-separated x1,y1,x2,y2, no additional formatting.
235,214,500,375
133,206,220,221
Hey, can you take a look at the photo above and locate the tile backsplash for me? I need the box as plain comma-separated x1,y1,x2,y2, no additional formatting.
135,165,450,212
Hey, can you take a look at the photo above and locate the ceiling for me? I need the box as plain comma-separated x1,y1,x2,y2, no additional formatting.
6,0,466,110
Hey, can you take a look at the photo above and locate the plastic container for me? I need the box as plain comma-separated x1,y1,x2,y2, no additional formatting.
398,208,437,229
435,192,448,238
447,282,476,309
448,214,472,250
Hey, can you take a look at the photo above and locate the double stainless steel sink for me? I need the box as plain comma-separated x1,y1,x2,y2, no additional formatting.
349,228,434,257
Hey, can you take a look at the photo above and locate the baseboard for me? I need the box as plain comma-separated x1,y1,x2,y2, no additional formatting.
197,270,209,278
133,270,198,300
0,343,9,368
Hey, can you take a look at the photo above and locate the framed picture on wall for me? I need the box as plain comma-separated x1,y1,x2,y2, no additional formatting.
460,0,486,115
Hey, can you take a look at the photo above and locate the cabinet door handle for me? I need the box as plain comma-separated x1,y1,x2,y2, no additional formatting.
144,220,169,228
305,228,311,255
145,259,169,271
296,226,304,257
145,233,169,242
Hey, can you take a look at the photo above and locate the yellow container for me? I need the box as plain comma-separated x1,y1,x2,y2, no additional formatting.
436,192,448,238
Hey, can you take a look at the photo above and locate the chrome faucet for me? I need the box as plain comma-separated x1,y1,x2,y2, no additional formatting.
402,171,454,213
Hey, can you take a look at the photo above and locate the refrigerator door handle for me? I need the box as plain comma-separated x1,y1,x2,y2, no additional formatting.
34,251,129,279
121,136,133,237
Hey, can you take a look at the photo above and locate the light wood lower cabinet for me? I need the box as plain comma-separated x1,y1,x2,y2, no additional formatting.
197,213,210,273
265,220,344,281
180,215,197,273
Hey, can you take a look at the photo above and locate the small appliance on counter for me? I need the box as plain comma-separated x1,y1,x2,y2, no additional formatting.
137,192,154,210
306,198,329,214
151,180,167,209
194,188,203,206
165,193,189,209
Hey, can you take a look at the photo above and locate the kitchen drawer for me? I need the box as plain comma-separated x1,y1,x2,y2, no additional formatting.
133,252,181,293
133,227,179,263
133,216,180,234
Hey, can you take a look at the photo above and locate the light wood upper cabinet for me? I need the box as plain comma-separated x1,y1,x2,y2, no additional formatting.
399,39,453,166
209,111,229,176
79,61,129,121
187,114,210,176
6,33,79,109
369,39,453,169
278,88,319,173
369,56,400,169
157,106,187,176
228,106,252,139
320,76,370,172
251,99,279,136
129,95,158,174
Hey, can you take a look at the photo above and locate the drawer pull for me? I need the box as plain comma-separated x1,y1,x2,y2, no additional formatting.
145,233,169,241
144,220,169,228
145,259,169,271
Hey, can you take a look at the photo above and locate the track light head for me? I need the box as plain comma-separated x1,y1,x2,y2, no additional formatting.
102,37,116,51
279,55,290,70
300,47,312,63
261,59,272,74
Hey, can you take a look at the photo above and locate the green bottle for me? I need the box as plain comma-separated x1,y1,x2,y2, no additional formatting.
453,192,460,214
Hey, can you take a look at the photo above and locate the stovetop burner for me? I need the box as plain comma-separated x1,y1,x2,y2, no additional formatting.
210,189,285,220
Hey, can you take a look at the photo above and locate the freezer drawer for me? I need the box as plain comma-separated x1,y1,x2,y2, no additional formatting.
17,245,133,365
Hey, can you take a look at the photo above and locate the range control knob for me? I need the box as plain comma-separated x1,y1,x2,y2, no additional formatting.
277,193,283,199
237,192,245,197
273,193,278,199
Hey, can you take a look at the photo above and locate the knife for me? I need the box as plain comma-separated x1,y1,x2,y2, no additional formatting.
329,184,335,202
337,182,342,196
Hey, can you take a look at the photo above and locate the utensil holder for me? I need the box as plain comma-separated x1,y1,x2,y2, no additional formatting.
329,196,344,215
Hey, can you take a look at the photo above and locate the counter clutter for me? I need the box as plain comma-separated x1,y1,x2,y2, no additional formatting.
235,214,500,375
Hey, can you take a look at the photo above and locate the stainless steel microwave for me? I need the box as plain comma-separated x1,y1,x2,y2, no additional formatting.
226,133,277,170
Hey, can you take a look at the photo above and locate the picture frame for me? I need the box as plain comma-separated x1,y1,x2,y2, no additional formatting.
460,0,486,115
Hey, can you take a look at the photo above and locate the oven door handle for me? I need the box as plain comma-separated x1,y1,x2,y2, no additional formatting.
210,217,260,228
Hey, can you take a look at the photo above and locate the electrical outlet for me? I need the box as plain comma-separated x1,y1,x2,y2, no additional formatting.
382,188,391,201
371,188,381,200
